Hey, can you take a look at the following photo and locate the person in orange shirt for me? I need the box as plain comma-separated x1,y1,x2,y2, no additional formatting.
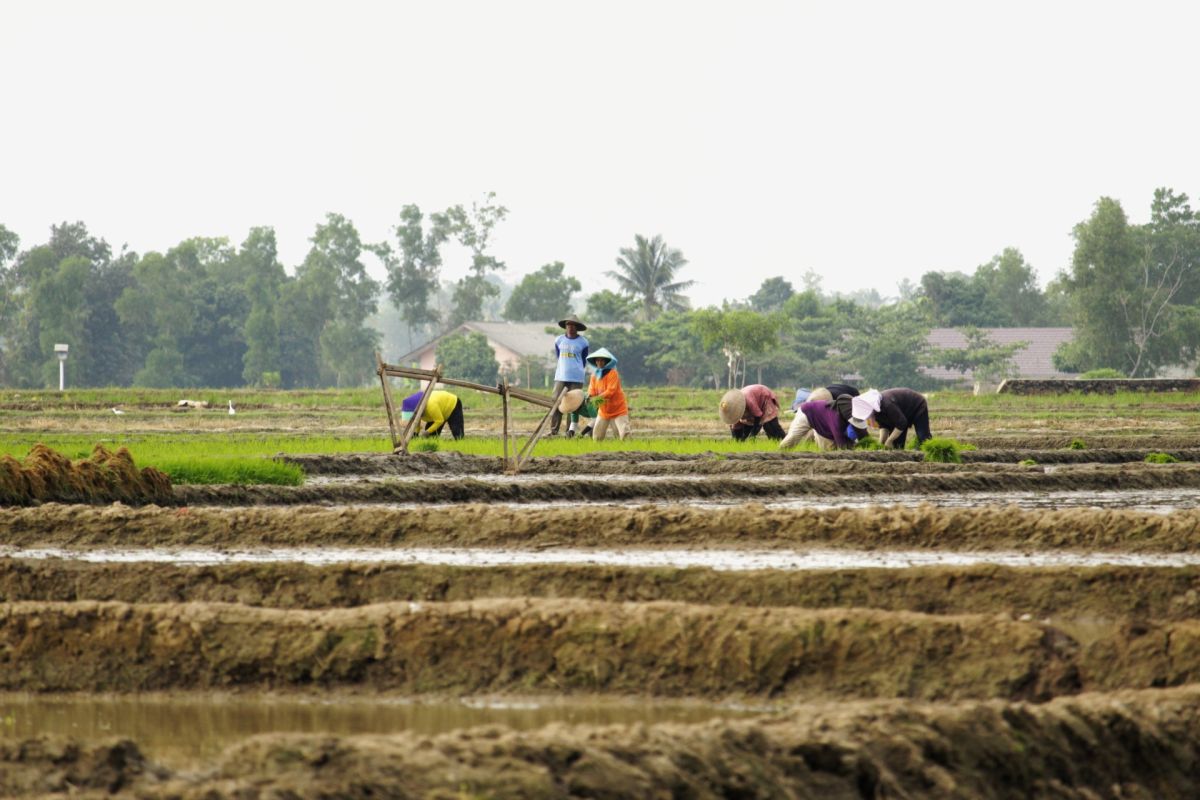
583,347,630,441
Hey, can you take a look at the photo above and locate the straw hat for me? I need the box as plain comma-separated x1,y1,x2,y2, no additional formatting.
719,389,746,425
557,315,588,331
559,388,585,414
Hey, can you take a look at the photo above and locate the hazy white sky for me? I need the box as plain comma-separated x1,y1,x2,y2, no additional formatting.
4,1,1198,309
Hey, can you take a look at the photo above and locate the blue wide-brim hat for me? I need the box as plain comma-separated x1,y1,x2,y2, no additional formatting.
791,388,812,411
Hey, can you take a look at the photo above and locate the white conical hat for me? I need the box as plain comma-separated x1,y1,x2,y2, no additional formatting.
559,388,585,413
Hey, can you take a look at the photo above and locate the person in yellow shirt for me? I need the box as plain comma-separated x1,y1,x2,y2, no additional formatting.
401,389,464,439
584,348,630,441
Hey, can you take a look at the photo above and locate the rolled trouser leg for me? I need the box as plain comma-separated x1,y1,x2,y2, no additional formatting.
779,413,813,450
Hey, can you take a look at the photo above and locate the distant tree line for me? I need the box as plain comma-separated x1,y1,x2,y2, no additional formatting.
2,187,1198,389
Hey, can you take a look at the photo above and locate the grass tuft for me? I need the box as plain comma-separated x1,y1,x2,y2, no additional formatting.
921,437,965,464
1144,452,1179,464
153,457,304,486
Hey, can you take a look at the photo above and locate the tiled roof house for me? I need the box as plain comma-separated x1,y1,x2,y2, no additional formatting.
923,327,1077,386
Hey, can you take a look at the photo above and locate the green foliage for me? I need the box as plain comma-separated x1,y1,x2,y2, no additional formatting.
1069,439,1087,450
1079,368,1124,379
1058,190,1200,377
842,303,935,389
1019,459,1038,466
920,437,965,463
691,308,785,388
445,192,508,324
1145,452,1179,464
608,234,694,321
748,277,795,313
503,261,581,322
435,331,499,384
375,204,448,338
585,289,637,323
411,438,440,452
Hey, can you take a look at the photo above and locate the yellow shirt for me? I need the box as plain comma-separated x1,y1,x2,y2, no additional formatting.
421,391,459,431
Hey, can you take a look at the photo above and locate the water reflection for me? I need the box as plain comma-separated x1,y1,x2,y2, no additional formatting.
0,693,764,769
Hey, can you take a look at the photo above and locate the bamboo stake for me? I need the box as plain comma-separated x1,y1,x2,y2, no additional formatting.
500,379,510,470
515,383,565,471
376,351,402,450
398,365,441,454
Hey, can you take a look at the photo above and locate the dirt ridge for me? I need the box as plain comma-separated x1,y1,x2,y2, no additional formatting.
9,687,1200,798
6,502,1200,550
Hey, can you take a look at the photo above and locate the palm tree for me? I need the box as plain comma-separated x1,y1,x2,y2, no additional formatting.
607,234,695,321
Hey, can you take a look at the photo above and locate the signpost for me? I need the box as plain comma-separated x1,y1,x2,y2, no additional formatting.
54,344,69,391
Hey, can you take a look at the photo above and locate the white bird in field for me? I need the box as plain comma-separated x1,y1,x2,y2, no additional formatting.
111,407,125,415
228,400,236,415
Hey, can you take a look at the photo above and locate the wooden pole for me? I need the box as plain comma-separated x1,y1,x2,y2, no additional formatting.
515,383,566,471
398,365,441,454
376,351,402,450
501,379,510,471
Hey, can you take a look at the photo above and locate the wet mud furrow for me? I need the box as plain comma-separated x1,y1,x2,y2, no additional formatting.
5,560,1200,621
15,686,1199,799
8,502,1200,550
174,463,1200,505
0,599,1084,700
283,447,1200,476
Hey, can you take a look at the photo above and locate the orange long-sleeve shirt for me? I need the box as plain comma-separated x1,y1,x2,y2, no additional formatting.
587,370,628,419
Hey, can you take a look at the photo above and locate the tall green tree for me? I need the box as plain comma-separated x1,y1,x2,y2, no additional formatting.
975,248,1048,326
584,289,637,323
691,308,785,388
289,213,381,387
1055,192,1200,376
0,225,20,384
502,262,581,322
842,302,933,388
374,204,450,340
238,227,286,386
116,247,200,387
445,193,508,325
608,234,694,321
748,277,795,313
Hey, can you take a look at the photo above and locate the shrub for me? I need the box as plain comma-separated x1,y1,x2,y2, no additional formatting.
921,437,964,464
1145,452,1179,464
1079,368,1124,379
1069,439,1087,450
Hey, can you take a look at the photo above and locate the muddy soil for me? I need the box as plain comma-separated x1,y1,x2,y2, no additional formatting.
8,685,1200,798
5,503,1200,551
171,462,1200,505
284,447,1200,476
0,599,1087,700
5,560,1200,622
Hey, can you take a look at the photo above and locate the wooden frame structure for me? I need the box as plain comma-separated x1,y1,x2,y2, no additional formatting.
375,352,566,472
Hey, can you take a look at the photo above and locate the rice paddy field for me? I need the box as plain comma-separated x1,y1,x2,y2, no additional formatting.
4,383,1200,797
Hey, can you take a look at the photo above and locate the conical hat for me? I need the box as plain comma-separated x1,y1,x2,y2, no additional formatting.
719,389,746,425
557,315,588,331
559,388,585,414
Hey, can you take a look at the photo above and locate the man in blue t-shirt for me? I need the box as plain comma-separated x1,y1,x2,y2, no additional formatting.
549,315,589,437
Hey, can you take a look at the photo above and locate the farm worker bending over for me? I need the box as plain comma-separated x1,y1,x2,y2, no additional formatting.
549,315,589,438
720,384,785,441
401,389,465,440
783,384,861,447
875,388,933,449
780,395,861,450
584,347,630,441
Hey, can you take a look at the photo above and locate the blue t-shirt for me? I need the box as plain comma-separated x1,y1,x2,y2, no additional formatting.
554,334,589,382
